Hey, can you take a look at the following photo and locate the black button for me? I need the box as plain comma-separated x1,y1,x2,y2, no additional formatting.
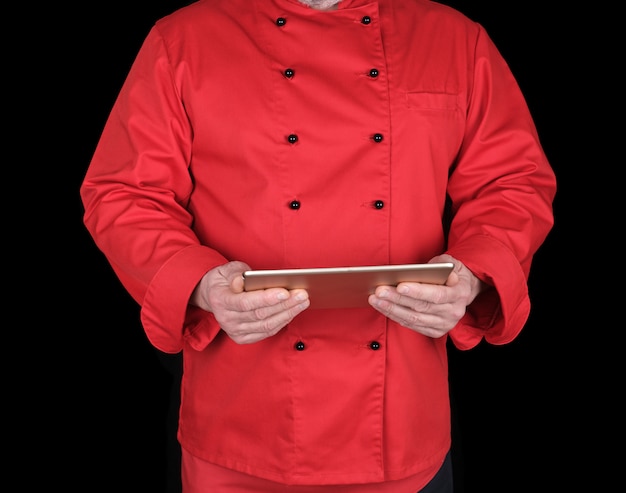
369,68,379,78
276,17,286,26
374,200,384,209
294,341,305,351
290,200,301,210
288,134,298,144
372,133,383,143
370,341,380,350
284,68,295,78
361,16,371,24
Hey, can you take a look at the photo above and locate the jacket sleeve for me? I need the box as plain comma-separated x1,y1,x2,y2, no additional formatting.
445,25,557,350
80,26,224,354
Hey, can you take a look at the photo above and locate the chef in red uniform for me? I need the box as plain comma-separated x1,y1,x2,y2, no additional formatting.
80,0,557,491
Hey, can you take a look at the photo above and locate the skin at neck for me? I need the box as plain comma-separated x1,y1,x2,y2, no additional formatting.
298,0,341,10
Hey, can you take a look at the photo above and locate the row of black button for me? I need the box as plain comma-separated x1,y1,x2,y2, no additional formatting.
275,15,372,27
288,199,384,209
294,340,381,350
283,67,379,79
285,132,384,144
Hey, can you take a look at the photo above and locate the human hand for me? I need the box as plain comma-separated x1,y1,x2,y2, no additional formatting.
368,254,487,338
190,261,310,344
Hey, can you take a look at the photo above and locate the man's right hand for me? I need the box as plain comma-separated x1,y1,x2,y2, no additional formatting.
189,261,310,344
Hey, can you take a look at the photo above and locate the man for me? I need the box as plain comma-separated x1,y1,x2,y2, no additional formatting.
81,0,556,491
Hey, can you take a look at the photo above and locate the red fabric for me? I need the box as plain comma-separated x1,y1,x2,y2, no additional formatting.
181,448,442,492
80,0,556,487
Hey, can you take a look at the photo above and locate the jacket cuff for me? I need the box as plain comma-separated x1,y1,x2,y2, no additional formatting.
446,235,530,349
140,244,227,353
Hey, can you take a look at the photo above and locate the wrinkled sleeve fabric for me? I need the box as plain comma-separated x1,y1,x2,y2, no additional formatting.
80,26,224,354
445,25,556,349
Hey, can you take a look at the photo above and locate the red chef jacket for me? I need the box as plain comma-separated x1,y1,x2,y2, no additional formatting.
81,0,556,487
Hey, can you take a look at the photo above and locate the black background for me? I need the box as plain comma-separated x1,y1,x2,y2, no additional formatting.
35,1,611,491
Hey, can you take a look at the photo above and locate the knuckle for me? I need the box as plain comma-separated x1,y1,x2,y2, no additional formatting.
260,320,281,337
405,312,421,327
252,305,269,321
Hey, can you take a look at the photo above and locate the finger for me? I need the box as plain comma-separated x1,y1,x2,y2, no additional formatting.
218,288,309,333
243,289,310,321
226,294,310,344
372,285,441,310
369,294,438,325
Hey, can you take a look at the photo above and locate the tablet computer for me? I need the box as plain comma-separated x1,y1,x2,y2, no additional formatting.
242,262,454,309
